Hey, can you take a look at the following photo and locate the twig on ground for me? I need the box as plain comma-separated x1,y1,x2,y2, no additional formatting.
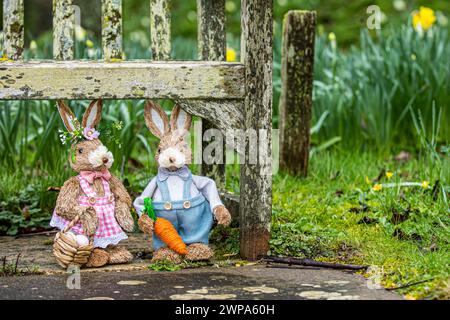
263,256,368,271
14,230,57,238
386,278,434,291
14,253,21,275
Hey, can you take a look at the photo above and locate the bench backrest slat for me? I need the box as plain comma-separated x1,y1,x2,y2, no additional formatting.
102,0,123,60
3,0,24,61
150,0,171,60
53,0,75,60
197,0,226,61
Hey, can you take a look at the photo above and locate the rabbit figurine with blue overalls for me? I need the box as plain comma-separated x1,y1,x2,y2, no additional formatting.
133,101,232,263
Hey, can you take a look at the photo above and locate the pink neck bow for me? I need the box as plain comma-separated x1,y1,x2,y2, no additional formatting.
80,169,111,184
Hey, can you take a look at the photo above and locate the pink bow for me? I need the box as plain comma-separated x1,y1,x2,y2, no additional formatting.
80,169,111,184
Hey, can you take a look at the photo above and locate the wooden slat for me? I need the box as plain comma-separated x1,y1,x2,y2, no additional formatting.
3,0,24,60
279,11,316,176
197,0,227,188
0,61,245,100
197,0,226,61
176,99,243,132
53,0,75,60
102,0,123,60
239,0,273,261
150,0,171,60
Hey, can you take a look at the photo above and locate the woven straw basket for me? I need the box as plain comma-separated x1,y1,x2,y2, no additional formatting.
53,215,93,268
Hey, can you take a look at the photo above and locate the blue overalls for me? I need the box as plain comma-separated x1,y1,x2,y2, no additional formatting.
152,172,214,250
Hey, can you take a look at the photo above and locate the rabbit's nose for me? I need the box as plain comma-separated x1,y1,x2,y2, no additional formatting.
102,157,109,164
169,156,176,163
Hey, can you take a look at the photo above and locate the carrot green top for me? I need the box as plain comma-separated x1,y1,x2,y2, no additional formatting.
143,197,156,221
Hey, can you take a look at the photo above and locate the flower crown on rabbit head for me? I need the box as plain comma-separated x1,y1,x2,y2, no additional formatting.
57,99,114,172
144,100,192,171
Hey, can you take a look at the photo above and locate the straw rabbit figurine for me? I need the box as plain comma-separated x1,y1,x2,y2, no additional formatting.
134,101,232,263
50,100,134,267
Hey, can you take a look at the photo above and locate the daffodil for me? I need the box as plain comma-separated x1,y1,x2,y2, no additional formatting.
421,180,429,189
85,39,94,48
385,171,393,180
30,40,38,51
226,48,236,62
75,25,87,41
412,7,436,31
372,184,383,192
0,54,12,62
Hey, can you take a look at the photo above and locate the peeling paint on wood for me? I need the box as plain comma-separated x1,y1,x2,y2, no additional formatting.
102,0,123,60
150,0,171,60
176,99,243,132
53,0,75,60
197,0,226,61
3,0,24,60
279,11,316,177
197,0,226,188
0,61,245,100
239,0,273,261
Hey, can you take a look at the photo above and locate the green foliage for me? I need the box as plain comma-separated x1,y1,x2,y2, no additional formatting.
0,177,60,235
0,254,41,276
311,23,450,153
148,260,182,272
272,151,449,299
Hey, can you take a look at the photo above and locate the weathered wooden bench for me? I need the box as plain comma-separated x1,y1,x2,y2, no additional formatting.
1,0,273,260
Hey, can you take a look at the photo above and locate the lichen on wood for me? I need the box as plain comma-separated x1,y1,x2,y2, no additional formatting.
53,0,75,60
0,60,245,100
197,0,226,188
176,99,243,132
3,0,24,60
239,0,273,261
150,0,171,60
102,0,123,61
279,10,317,177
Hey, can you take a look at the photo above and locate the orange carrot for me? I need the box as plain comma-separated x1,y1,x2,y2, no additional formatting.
144,197,187,255
154,217,187,255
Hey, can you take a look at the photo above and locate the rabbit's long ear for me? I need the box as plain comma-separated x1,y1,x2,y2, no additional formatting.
144,100,170,139
57,100,80,132
82,99,103,128
170,104,191,132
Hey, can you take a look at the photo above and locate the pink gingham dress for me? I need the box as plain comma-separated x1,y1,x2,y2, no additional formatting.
50,175,128,248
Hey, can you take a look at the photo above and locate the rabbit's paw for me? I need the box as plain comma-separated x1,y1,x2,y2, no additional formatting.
115,202,134,232
85,248,109,268
80,207,99,236
106,245,133,264
213,205,232,227
185,243,214,261
138,214,154,236
151,248,182,264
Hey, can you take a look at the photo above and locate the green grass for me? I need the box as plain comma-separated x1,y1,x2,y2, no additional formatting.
270,151,449,299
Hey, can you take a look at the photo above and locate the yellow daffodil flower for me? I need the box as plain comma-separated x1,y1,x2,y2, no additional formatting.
0,54,12,62
372,184,383,192
412,7,436,31
226,48,236,62
30,40,38,51
386,171,393,180
421,181,429,189
85,39,94,48
75,26,87,41
328,32,336,41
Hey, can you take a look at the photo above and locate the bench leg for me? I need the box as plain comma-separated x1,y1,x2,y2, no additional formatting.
239,0,273,260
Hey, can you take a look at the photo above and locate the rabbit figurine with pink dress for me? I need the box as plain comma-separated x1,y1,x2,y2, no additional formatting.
134,101,232,263
50,100,134,268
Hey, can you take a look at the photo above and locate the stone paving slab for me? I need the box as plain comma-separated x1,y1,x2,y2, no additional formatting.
0,265,401,300
0,234,402,300
0,233,153,274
